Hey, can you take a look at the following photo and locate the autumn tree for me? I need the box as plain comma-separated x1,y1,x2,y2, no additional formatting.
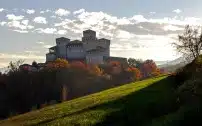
46,58,69,69
88,65,103,76
128,58,143,69
141,60,158,78
151,68,161,77
70,61,86,70
173,25,202,60
126,67,142,81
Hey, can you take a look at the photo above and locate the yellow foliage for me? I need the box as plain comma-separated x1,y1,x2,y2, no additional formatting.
89,65,103,76
47,58,69,69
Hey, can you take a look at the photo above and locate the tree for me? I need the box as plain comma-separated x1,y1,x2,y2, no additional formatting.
141,60,157,78
46,58,69,69
126,67,142,81
88,65,103,76
70,61,86,69
7,59,24,73
128,58,143,69
32,61,38,68
173,25,202,60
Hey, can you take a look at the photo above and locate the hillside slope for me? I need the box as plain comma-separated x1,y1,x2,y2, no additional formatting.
0,75,177,126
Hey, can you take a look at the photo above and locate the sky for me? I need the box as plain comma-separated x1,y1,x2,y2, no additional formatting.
0,0,202,68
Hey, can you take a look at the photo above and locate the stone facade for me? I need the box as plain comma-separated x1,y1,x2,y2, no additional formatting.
46,29,127,65
46,29,111,64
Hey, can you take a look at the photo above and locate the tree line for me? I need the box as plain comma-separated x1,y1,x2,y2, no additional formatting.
0,58,166,119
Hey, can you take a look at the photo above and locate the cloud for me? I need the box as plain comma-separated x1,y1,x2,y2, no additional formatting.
55,8,70,16
0,53,45,60
2,8,199,61
7,20,34,30
130,15,147,23
6,14,24,20
54,19,72,26
46,9,51,12
34,28,57,34
173,9,182,14
40,9,51,14
163,25,184,31
24,50,40,54
57,30,67,35
36,41,45,44
73,9,85,15
116,30,135,40
51,15,57,18
13,30,29,33
0,8,4,12
150,12,156,14
26,9,35,14
0,21,7,26
33,16,47,24
40,11,45,14
43,45,53,48
21,20,29,25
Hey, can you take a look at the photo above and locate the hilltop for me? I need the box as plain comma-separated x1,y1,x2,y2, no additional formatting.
0,75,179,126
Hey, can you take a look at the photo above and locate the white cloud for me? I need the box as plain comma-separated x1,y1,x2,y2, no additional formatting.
40,11,44,14
116,30,135,40
6,14,24,20
46,9,51,12
163,25,183,31
130,15,147,23
26,9,35,14
43,45,53,48
51,15,56,18
34,28,57,34
13,30,29,33
150,12,156,14
24,50,40,54
55,8,70,16
0,53,45,60
173,9,182,14
0,8,4,12
0,21,7,26
73,9,85,15
54,19,72,27
0,62,9,68
21,20,29,25
33,17,47,24
8,21,26,29
36,41,45,44
57,30,67,35
7,20,34,30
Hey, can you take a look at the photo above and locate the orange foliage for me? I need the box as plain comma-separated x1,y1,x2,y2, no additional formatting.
88,65,103,76
151,68,161,77
141,60,157,77
126,67,142,80
46,58,69,69
70,61,86,70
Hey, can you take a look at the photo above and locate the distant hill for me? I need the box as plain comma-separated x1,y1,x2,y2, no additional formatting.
157,57,188,72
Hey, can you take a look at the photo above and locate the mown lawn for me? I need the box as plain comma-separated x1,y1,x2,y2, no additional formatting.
0,75,178,126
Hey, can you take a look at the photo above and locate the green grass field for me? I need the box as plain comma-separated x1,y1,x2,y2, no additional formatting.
0,75,178,126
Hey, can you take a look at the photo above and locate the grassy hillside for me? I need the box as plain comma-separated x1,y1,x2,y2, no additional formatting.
0,75,178,126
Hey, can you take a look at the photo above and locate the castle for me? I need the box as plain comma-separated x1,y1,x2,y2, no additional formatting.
46,29,127,65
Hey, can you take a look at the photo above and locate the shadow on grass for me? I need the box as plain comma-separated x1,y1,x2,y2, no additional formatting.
34,76,179,126
92,76,179,126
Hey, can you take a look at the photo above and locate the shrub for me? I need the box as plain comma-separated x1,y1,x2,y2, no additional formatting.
177,78,202,104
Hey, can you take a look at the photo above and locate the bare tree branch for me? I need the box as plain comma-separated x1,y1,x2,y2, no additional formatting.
172,25,202,61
